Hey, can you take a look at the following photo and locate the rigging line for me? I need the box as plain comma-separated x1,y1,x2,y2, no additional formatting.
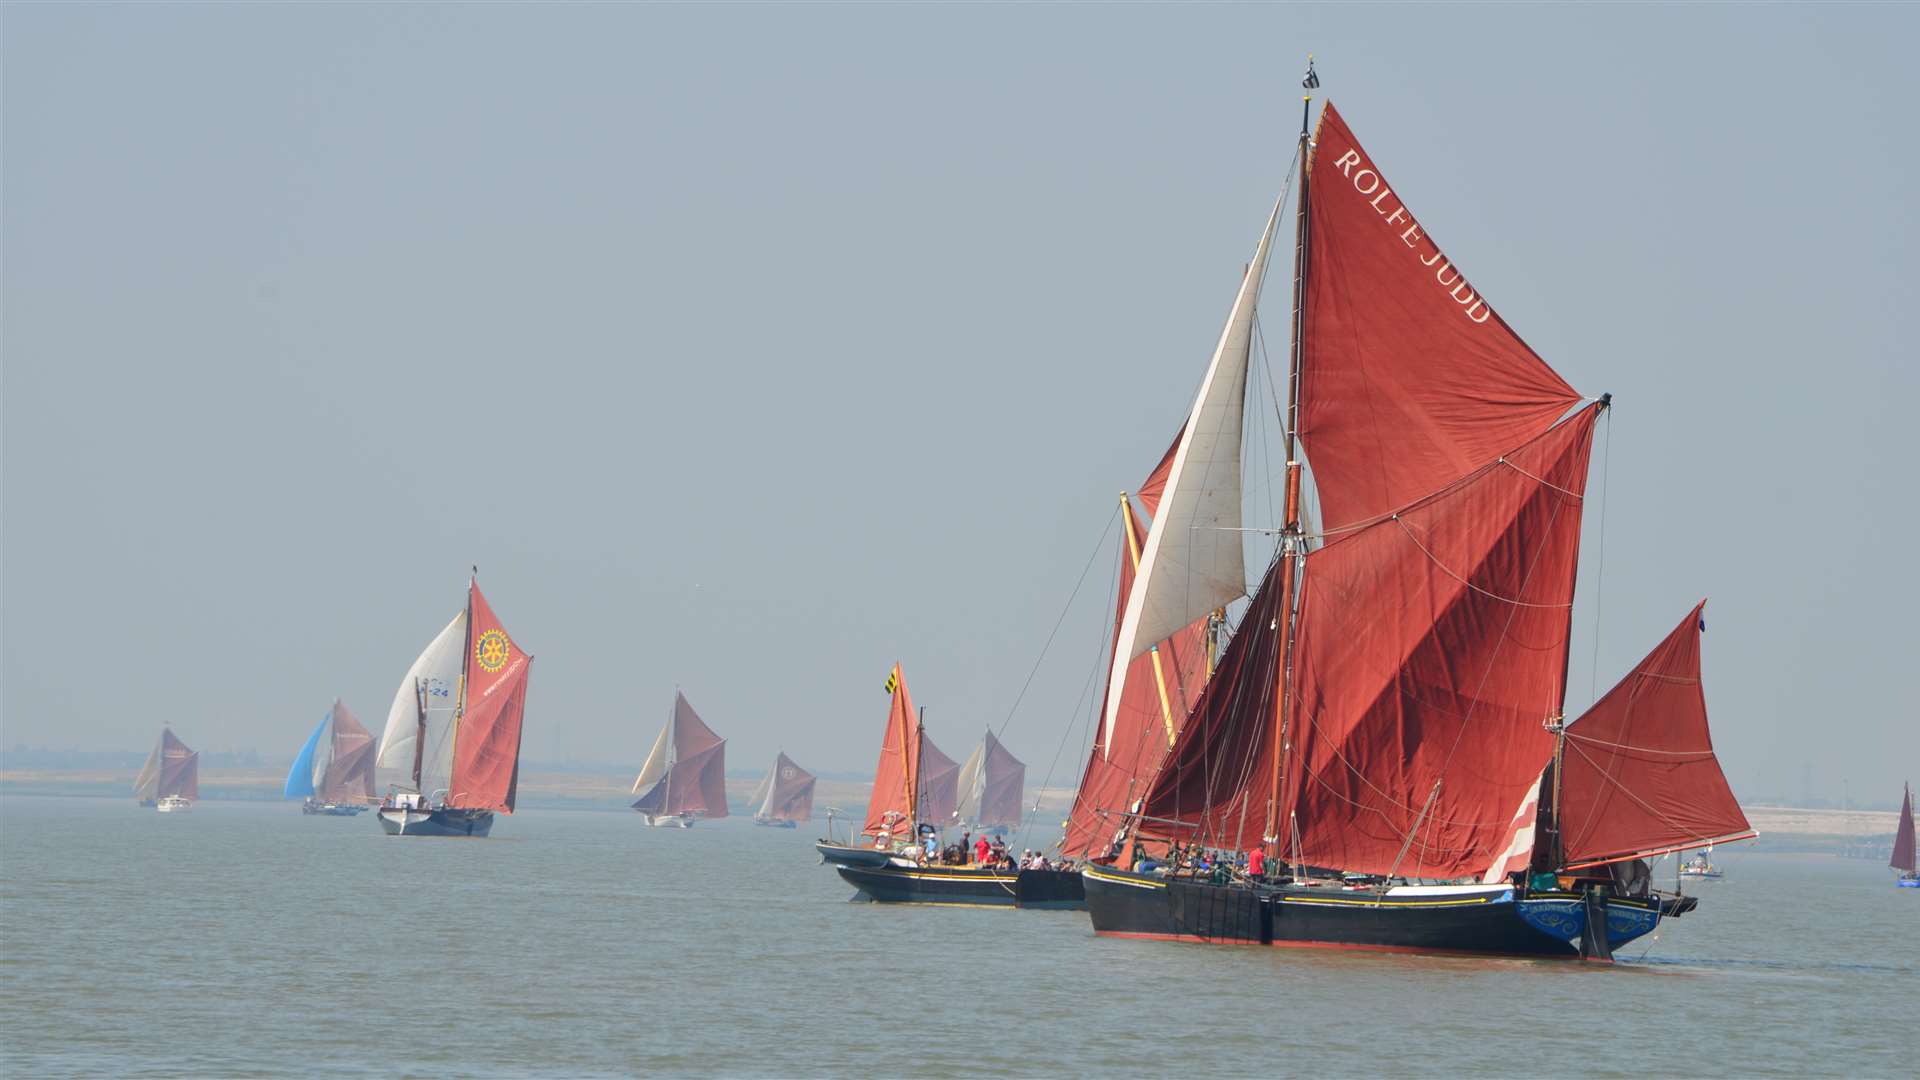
996,504,1120,741
1393,517,1575,609
1564,734,1717,757
1495,457,1590,501
1587,407,1613,701
1038,518,1124,854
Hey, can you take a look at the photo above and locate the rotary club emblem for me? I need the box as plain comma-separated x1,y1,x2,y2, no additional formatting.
475,628,512,673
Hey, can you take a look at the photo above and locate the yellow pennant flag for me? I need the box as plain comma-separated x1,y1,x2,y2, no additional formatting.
884,668,899,694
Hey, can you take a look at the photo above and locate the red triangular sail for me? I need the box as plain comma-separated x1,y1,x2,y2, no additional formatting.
448,580,531,813
1279,407,1599,877
158,730,199,801
766,753,817,823
1300,103,1584,532
862,665,920,838
1556,603,1755,870
319,701,376,803
1894,785,1917,874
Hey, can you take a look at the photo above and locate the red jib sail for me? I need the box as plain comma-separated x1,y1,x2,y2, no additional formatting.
1063,478,1211,858
1557,603,1755,870
917,733,960,825
318,700,376,804
862,664,920,838
448,579,532,813
1894,785,1917,874
1300,103,1584,532
974,732,1026,829
764,752,817,823
158,729,199,801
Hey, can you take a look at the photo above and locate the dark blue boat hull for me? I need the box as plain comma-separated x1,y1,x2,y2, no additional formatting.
377,806,495,837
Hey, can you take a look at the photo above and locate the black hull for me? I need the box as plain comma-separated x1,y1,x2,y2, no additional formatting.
1083,868,1679,960
837,864,1020,907
377,806,495,837
1014,868,1086,910
753,818,799,829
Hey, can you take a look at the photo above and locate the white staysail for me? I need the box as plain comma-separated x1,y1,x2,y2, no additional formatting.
1100,190,1282,749
376,611,468,794
953,738,987,823
748,763,775,817
631,720,672,795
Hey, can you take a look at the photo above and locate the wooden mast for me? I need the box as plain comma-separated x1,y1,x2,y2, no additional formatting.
1265,57,1317,862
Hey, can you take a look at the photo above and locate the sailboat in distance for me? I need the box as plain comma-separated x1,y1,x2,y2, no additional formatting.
373,572,532,837
135,728,198,812
749,752,816,828
284,699,376,815
1893,784,1917,887
955,730,1025,835
1079,65,1753,960
631,692,729,828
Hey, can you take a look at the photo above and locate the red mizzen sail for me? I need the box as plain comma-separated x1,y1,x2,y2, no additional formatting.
318,700,376,804
449,579,531,813
1279,407,1598,877
1064,493,1211,858
917,733,960,825
1300,103,1584,532
1557,603,1755,870
862,665,920,838
1894,785,1917,874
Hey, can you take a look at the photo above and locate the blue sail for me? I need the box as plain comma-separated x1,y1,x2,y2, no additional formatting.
283,713,328,799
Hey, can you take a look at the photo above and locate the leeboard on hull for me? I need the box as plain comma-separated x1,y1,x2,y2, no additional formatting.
377,806,495,837
1081,869,1681,959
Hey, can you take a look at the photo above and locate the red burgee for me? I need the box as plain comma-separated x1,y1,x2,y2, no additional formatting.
1557,603,1756,870
862,665,920,838
976,732,1026,829
1279,407,1598,877
159,730,199,801
1892,785,1916,874
319,700,376,803
1301,103,1584,532
663,693,729,819
449,580,531,812
916,733,960,825
1134,427,1183,517
1063,499,1211,857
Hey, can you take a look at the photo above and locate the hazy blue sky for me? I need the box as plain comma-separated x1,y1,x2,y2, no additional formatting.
4,3,1914,805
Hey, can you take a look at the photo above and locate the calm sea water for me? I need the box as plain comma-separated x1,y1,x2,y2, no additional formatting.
2,794,1914,1078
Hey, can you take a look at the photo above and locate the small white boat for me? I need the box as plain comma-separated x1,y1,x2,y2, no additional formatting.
1678,848,1723,879
155,795,192,813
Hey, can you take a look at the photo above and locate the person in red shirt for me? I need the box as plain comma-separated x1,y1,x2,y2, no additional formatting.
974,835,992,866
1246,845,1266,879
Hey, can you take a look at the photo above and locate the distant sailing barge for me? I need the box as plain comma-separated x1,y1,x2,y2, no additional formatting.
631,693,728,828
284,699,376,815
1077,70,1754,960
749,752,816,828
134,727,198,812
821,666,1078,908
1894,784,1917,888
372,573,533,837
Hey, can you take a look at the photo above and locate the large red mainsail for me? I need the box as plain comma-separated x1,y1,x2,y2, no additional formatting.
448,579,532,813
158,729,199,801
1300,103,1584,532
1556,603,1755,870
862,665,920,837
318,700,376,804
1280,407,1598,877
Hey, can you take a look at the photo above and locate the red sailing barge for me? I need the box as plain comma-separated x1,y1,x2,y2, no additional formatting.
630,692,730,828
373,573,532,838
1078,69,1755,960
